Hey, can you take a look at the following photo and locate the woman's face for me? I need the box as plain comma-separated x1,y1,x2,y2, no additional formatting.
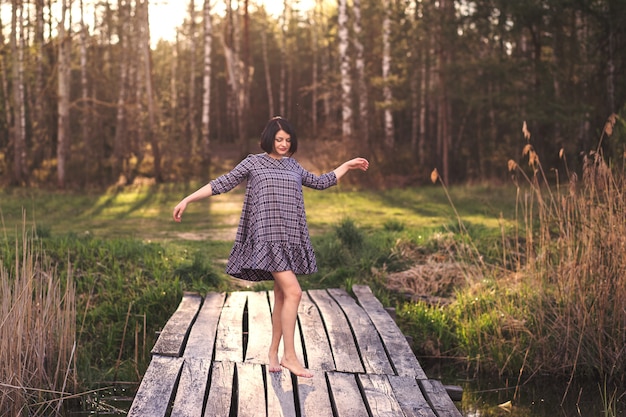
269,129,292,158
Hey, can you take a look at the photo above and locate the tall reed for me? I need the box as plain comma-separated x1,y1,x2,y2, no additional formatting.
424,115,626,389
0,218,77,416
503,115,625,383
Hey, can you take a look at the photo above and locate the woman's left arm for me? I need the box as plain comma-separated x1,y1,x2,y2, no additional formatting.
333,157,369,180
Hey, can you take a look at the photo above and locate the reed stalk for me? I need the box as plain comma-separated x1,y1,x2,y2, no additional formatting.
0,215,77,416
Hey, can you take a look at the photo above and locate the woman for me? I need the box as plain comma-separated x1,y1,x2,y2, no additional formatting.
172,116,369,378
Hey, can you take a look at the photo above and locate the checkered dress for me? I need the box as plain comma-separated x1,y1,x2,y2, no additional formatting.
210,153,338,281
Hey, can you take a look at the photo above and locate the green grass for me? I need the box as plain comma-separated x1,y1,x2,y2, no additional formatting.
0,182,518,387
0,182,517,241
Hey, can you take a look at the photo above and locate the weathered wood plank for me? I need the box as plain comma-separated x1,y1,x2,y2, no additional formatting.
170,359,211,417
308,290,364,374
237,362,267,417
352,285,427,379
298,292,335,371
266,367,297,417
127,356,183,417
215,291,247,363
327,372,370,417
184,292,226,358
328,288,394,375
295,372,334,417
388,376,437,417
245,291,273,364
358,374,405,417
205,361,235,417
269,291,305,366
419,379,463,417
151,293,203,357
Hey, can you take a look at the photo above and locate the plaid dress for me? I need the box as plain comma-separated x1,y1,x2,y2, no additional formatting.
210,153,338,281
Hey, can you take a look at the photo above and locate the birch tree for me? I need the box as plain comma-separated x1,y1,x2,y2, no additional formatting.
353,0,368,143
79,0,91,164
310,6,318,135
33,0,48,167
139,0,162,182
188,0,198,154
338,0,352,139
10,0,27,185
113,0,130,181
381,0,394,147
200,0,213,181
279,0,287,116
57,0,72,188
260,12,274,118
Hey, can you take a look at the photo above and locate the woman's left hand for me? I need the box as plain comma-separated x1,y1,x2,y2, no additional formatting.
345,157,369,171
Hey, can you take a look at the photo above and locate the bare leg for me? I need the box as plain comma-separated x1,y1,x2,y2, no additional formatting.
268,281,283,372
271,270,313,378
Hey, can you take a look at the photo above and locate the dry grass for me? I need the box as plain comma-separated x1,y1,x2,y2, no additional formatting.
0,217,77,416
504,115,626,385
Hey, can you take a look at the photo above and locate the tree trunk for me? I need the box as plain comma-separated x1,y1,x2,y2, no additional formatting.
200,0,213,182
140,0,162,182
261,19,274,118
57,0,72,188
436,0,453,184
382,0,394,148
310,6,318,135
0,15,13,164
188,0,198,155
338,0,352,139
32,0,48,171
418,42,428,167
10,0,27,185
79,0,91,175
279,0,287,116
353,0,368,144
113,0,130,181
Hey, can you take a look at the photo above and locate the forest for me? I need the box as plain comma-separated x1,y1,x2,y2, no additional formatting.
1,0,625,189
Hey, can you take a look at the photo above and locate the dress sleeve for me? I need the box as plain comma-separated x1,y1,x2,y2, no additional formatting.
295,160,338,190
209,155,254,195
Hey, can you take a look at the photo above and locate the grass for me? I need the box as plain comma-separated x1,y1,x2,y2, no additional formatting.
0,182,512,388
4,130,625,413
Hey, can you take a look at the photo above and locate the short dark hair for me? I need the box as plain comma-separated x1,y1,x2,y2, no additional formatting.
259,116,298,155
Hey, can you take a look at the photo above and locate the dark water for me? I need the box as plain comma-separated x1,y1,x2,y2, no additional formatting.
427,361,626,417
67,373,625,416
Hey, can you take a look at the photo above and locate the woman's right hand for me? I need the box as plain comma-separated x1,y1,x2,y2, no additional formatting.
172,200,187,222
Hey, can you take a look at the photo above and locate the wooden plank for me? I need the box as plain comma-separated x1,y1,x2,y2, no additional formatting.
269,291,305,366
358,374,405,417
295,372,334,417
170,358,211,417
419,379,463,417
237,362,267,417
151,293,203,357
245,291,273,364
388,376,437,417
308,290,364,373
326,372,370,417
184,292,225,358
352,285,427,379
205,361,236,417
127,356,183,417
266,367,297,417
215,291,247,363
328,288,394,375
298,292,335,371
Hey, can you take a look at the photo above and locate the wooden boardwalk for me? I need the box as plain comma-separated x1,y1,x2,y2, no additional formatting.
127,285,462,417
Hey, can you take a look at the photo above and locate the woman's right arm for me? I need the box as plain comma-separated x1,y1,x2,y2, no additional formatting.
172,154,254,222
172,183,213,222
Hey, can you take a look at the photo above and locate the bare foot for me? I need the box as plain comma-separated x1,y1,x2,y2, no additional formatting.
280,358,313,378
268,352,281,373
